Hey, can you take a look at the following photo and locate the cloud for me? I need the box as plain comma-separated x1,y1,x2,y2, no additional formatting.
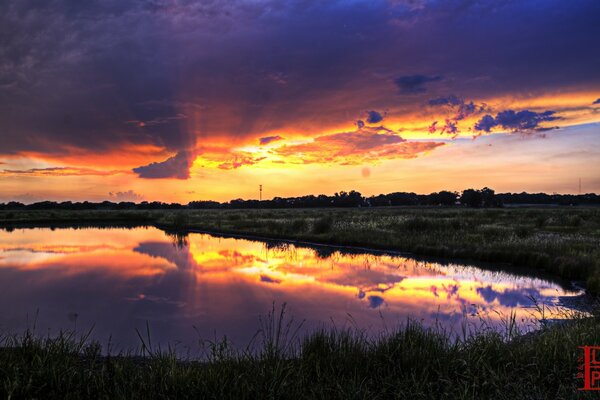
108,190,144,202
428,95,463,107
0,0,598,168
218,154,266,170
274,127,444,164
593,98,600,105
474,109,560,133
259,135,283,145
428,95,481,120
366,110,384,124
125,113,187,128
0,167,127,177
395,74,442,94
427,95,489,135
133,151,194,179
474,115,497,132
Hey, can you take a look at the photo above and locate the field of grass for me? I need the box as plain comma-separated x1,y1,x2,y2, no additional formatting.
1,207,599,293
0,304,598,399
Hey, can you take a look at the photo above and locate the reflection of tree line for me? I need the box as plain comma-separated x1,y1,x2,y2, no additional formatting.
165,232,189,249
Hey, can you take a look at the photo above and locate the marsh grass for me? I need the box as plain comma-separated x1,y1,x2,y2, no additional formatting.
1,303,599,399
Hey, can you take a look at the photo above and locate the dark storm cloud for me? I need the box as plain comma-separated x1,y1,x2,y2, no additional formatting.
594,98,600,105
0,0,599,171
133,151,193,179
474,110,560,133
395,75,443,94
366,110,384,124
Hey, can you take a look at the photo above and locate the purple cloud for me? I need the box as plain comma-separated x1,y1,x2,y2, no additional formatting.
474,110,560,133
428,95,488,135
428,95,463,107
593,98,600,105
0,0,598,163
395,74,443,94
133,151,193,179
366,110,384,124
474,115,497,132
259,135,283,145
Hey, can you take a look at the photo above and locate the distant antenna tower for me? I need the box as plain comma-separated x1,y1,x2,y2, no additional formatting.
259,184,263,201
579,178,581,194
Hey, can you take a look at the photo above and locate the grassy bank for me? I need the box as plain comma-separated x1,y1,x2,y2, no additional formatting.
1,207,599,293
1,307,599,399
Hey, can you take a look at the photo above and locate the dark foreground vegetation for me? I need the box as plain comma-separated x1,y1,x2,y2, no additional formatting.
1,206,600,294
1,306,599,399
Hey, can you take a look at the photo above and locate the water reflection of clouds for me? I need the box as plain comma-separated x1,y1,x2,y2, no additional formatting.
367,296,384,309
134,242,194,270
476,285,545,307
260,275,281,284
325,268,405,289
0,227,585,351
141,233,578,321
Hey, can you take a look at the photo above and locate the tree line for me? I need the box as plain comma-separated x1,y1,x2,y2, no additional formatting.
1,188,599,210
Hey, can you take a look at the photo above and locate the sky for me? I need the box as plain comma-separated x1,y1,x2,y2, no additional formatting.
1,0,599,203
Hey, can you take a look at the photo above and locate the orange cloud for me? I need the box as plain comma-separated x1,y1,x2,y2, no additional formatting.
273,128,445,165
218,154,267,170
0,167,129,177
16,143,170,169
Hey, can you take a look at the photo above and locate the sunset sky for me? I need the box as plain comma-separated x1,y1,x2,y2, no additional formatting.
1,0,599,203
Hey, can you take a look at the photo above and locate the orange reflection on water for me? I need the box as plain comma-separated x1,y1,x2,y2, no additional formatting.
0,227,175,277
0,226,584,349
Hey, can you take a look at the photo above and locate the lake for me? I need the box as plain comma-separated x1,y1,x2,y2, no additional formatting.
0,226,585,355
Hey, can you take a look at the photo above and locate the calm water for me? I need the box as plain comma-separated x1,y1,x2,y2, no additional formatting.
0,226,584,353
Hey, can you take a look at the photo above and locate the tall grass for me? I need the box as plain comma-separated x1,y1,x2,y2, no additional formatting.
1,304,599,399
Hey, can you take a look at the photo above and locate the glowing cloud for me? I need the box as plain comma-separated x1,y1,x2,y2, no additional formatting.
274,128,444,165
